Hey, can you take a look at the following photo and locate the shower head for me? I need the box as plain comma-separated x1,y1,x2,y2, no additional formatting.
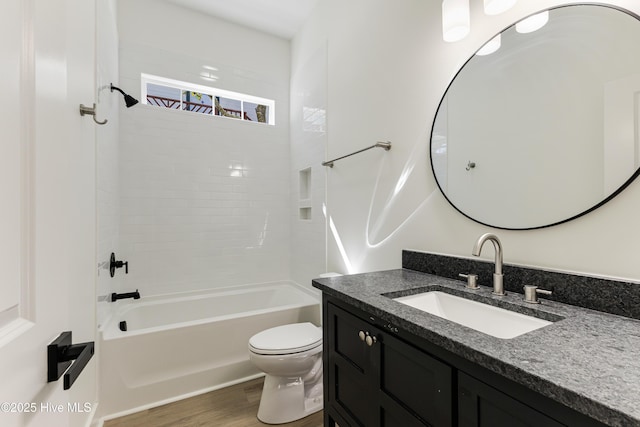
110,84,139,108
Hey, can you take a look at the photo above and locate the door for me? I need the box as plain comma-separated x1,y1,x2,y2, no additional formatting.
0,1,97,426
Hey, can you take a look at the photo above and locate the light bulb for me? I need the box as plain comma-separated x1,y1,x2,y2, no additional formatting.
516,11,549,33
442,0,470,42
476,34,501,56
484,0,517,16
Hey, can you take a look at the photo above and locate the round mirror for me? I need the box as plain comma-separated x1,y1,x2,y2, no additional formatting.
431,4,640,230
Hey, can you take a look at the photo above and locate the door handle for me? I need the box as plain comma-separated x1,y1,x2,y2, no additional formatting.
47,331,94,390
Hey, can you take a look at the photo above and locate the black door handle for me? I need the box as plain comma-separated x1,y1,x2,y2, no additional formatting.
47,331,94,390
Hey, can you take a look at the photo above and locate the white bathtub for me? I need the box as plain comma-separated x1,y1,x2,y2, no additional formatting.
98,282,321,419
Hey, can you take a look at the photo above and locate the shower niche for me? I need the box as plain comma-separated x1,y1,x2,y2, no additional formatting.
299,168,312,220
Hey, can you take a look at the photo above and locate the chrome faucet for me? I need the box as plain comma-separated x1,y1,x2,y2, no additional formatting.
472,233,505,296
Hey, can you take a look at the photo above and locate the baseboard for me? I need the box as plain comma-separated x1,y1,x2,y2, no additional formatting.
97,373,264,423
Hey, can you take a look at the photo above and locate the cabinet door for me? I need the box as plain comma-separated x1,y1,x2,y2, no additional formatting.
326,302,454,427
380,333,453,427
380,393,433,427
458,372,566,427
327,303,380,426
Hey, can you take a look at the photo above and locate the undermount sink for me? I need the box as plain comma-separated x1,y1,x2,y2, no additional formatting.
393,291,552,339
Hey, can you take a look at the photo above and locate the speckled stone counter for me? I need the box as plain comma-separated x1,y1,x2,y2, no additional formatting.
312,269,640,427
403,250,640,320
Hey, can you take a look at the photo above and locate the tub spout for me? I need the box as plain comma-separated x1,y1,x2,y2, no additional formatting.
111,290,140,302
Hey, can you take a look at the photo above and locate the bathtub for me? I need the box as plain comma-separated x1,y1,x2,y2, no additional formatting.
98,281,321,419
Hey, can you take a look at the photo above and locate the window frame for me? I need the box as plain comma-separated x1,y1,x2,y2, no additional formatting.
141,73,275,125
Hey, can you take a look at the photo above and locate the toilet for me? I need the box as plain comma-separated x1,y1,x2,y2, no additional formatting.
248,322,323,424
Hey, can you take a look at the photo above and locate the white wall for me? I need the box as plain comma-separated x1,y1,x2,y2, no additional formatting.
294,0,640,283
96,0,121,327
117,0,292,296
290,41,328,289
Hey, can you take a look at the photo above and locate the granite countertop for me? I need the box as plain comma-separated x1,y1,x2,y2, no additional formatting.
312,269,640,427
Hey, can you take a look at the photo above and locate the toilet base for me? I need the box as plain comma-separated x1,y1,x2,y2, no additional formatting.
257,374,323,424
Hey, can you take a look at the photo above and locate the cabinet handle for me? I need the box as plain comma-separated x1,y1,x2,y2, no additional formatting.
358,330,366,341
365,335,377,347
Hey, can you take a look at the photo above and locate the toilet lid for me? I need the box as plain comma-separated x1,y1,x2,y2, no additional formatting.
249,322,322,355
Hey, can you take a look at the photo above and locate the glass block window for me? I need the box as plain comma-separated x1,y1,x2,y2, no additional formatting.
141,73,275,125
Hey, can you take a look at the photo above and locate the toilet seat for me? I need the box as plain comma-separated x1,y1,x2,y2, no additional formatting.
249,322,322,355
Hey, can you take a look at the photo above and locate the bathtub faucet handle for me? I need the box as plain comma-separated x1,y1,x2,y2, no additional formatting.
109,252,129,277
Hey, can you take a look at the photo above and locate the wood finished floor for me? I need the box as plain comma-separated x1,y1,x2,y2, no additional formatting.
103,378,323,427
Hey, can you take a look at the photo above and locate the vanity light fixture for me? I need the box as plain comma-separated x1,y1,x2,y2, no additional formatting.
442,0,470,42
516,10,549,33
484,0,517,15
476,34,501,56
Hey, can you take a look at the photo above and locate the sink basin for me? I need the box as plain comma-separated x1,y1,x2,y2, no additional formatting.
393,291,552,339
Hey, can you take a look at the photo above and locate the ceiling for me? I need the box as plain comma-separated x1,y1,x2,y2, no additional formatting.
165,0,319,39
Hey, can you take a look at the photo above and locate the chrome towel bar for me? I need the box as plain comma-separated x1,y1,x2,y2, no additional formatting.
322,141,391,168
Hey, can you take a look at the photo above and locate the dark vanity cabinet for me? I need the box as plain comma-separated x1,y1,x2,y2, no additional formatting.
457,372,564,427
323,296,607,427
326,302,452,426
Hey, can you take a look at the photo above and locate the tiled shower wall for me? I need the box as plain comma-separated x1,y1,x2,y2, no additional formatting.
117,0,292,297
289,42,328,289
118,105,291,296
96,0,120,326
